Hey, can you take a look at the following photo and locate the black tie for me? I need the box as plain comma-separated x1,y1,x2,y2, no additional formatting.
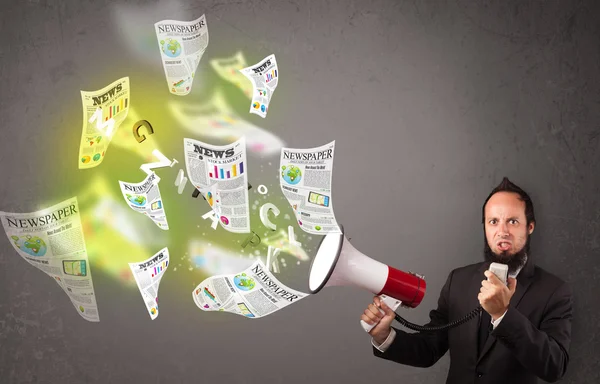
478,310,492,355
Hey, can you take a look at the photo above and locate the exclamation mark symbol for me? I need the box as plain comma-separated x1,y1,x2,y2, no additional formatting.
174,169,188,194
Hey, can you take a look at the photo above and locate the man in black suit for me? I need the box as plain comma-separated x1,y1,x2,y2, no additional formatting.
361,177,573,384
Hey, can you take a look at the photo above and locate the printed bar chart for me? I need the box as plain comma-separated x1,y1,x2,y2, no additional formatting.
104,97,129,121
265,69,277,83
152,260,168,277
209,162,244,179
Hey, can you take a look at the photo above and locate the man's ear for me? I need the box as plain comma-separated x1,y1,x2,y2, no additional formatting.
528,222,535,235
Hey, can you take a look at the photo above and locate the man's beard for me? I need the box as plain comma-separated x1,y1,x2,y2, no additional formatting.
483,234,530,275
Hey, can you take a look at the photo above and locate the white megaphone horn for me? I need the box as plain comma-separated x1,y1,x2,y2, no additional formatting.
308,225,426,311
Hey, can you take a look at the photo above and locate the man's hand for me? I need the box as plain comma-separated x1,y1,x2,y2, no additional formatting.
478,270,517,320
361,296,396,344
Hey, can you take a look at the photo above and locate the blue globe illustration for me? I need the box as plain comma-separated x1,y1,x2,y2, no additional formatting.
161,38,182,58
11,235,47,257
233,274,255,291
281,165,302,185
126,194,146,207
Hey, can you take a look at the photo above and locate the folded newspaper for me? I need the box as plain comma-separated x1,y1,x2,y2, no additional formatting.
169,90,285,156
129,247,169,320
118,172,169,230
192,259,307,318
280,141,341,234
78,77,130,169
0,197,100,322
210,51,254,99
240,54,279,118
155,14,208,96
183,137,250,233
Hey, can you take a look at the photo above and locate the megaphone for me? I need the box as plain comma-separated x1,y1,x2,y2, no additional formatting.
308,225,426,309
309,225,490,334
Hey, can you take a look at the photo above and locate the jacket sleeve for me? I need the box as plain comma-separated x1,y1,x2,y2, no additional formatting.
491,281,573,382
372,270,453,368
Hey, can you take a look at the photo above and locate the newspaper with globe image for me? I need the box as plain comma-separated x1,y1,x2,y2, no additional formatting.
154,14,208,96
183,137,251,233
118,172,169,230
78,76,130,169
128,247,169,320
192,259,307,318
280,141,341,235
239,54,279,118
0,197,100,322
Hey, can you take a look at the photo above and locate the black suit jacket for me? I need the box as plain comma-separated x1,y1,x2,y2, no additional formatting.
373,259,573,384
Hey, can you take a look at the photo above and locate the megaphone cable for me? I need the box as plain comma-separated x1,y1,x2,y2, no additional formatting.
393,306,483,333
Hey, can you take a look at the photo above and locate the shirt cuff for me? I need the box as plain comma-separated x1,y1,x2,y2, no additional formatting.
491,309,508,329
371,328,397,352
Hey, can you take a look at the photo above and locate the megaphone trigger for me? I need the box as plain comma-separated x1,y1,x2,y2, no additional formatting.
360,295,402,333
360,319,378,333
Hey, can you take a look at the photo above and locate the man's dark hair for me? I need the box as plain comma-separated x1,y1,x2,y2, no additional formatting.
481,177,536,226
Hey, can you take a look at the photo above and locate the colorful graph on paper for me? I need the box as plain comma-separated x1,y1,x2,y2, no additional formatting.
152,260,168,277
265,69,277,84
209,162,244,179
103,97,129,121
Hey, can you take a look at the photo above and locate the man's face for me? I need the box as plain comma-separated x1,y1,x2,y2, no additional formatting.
483,191,535,270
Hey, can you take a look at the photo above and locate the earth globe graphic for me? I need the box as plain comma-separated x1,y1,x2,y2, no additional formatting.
233,273,256,291
161,38,182,58
12,235,47,257
127,194,147,207
281,165,302,185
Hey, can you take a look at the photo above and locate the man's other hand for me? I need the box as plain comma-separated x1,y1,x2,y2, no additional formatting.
361,296,396,344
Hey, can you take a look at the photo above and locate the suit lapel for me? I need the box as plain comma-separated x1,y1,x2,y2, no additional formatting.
468,263,489,363
476,259,535,363
507,259,535,308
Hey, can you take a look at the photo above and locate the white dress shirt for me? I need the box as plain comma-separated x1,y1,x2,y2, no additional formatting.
372,259,526,352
